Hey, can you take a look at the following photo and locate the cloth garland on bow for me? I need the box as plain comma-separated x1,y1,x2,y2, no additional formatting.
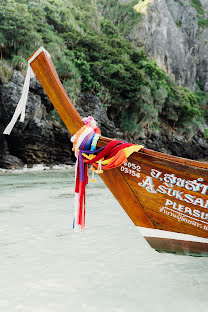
71,116,143,230
3,47,51,135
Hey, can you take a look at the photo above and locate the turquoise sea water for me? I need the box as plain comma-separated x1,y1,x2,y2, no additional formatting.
0,169,208,312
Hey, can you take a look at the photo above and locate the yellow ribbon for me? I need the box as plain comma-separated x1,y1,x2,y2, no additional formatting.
82,145,143,165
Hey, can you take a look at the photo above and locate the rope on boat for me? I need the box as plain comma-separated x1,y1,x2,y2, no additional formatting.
3,47,51,135
71,116,143,230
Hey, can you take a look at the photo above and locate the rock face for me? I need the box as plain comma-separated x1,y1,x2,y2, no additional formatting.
121,121,208,161
140,127,208,160
0,71,74,168
77,93,117,138
132,0,208,91
1,69,208,169
0,71,117,168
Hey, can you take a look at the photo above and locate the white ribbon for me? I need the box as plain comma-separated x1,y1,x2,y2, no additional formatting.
73,159,79,229
3,47,51,135
74,127,93,155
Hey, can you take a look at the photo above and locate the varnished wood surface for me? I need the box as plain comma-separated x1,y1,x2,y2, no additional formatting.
29,52,83,135
100,168,154,227
29,49,154,229
119,153,208,238
28,49,208,244
99,137,208,170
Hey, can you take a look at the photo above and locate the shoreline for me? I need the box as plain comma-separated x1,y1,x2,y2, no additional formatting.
1,158,207,175
0,164,75,174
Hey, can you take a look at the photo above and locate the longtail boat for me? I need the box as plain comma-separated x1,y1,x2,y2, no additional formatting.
4,48,208,256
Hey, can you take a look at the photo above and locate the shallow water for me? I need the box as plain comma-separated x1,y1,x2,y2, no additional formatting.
0,170,208,312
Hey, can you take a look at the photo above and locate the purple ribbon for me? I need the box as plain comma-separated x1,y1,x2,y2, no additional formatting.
79,141,126,182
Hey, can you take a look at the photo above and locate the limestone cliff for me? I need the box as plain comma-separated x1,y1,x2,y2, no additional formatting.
0,72,116,168
132,0,208,91
1,0,208,168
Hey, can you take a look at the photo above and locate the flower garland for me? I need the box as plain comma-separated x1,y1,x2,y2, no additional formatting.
71,116,143,230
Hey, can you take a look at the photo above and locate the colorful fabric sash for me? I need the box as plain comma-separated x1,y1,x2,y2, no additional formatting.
71,116,143,230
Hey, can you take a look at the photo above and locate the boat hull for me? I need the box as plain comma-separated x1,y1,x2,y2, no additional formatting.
138,227,208,256
29,49,208,256
118,151,208,256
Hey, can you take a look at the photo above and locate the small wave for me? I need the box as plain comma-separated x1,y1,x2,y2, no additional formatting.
0,164,74,174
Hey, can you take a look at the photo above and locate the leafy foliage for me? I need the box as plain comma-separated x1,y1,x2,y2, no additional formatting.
198,19,208,27
190,0,204,15
0,0,207,136
97,0,140,35
0,60,13,83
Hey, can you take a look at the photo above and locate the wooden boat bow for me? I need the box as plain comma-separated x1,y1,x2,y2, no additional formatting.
28,48,208,256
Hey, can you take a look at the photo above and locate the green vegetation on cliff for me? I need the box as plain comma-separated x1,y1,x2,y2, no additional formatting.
190,0,204,15
0,0,207,136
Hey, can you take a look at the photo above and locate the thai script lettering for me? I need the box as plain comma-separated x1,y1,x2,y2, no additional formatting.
139,174,208,209
150,169,207,195
160,206,205,229
121,162,208,226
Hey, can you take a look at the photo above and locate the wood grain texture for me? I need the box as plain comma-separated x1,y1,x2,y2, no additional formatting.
119,155,208,238
98,137,208,170
29,52,83,135
144,208,208,238
100,168,154,227
28,49,208,247
29,49,154,229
